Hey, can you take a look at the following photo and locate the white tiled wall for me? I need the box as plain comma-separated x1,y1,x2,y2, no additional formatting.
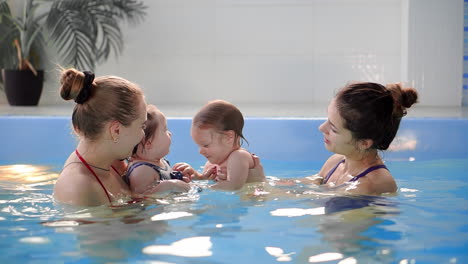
6,0,461,107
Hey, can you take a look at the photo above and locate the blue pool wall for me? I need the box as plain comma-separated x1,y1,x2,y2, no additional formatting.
1,117,468,165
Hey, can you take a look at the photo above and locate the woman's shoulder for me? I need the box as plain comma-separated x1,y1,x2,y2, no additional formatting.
327,154,345,163
363,167,397,194
319,154,345,175
60,163,107,188
54,164,103,202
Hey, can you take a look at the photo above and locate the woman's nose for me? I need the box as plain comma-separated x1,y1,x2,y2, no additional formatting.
319,121,327,133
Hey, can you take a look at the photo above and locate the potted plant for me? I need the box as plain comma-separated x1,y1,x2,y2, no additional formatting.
0,0,146,105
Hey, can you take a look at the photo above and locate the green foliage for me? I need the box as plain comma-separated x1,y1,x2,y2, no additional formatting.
0,0,146,72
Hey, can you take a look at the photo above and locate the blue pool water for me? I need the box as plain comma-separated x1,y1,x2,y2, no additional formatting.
0,117,467,264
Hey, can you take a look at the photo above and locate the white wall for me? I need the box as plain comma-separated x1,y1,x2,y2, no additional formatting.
405,0,463,106
2,0,462,108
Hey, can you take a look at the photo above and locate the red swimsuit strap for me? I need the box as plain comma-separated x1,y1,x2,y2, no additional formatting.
75,149,112,204
110,165,120,176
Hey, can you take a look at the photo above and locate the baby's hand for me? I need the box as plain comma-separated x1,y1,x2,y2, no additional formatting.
249,154,265,181
215,167,227,181
172,162,197,182
197,164,217,181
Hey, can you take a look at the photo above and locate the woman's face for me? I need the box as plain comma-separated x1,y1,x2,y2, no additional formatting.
118,98,147,159
318,99,357,155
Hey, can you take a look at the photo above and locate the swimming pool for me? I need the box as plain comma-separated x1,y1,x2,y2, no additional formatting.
0,116,467,263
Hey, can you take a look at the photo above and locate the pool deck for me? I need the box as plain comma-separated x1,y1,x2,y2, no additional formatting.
1,103,468,118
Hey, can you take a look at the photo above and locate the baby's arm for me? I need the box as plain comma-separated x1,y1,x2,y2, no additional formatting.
210,150,251,191
128,165,160,194
143,179,190,194
130,165,190,194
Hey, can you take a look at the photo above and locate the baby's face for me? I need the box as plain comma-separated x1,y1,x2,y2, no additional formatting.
147,112,172,158
191,126,232,165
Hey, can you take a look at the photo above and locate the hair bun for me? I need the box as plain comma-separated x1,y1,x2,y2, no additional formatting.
401,88,418,108
59,68,85,101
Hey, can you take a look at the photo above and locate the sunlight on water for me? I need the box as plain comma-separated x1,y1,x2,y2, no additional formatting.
338,257,358,264
0,159,466,263
0,164,58,184
265,246,296,262
143,236,213,257
270,207,325,217
150,212,193,221
308,252,344,262
19,236,51,244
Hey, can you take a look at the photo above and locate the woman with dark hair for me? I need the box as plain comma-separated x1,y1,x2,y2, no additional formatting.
308,82,418,195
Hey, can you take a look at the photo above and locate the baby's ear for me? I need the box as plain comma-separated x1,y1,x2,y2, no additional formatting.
224,130,236,143
144,139,152,149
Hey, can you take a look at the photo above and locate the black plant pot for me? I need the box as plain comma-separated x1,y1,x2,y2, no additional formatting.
2,69,44,106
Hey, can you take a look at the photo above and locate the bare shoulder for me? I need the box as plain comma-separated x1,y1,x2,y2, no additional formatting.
54,164,103,205
318,154,345,176
129,163,158,178
56,163,91,187
228,149,254,166
360,168,397,195
230,149,253,159
127,163,160,191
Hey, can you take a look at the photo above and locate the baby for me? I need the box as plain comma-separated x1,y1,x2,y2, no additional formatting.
123,105,194,195
186,99,265,190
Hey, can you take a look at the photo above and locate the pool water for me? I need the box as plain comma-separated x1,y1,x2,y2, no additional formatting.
0,158,467,264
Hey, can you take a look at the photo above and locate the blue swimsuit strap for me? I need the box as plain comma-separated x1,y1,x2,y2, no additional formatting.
349,164,388,182
322,160,388,184
322,159,345,184
123,161,165,185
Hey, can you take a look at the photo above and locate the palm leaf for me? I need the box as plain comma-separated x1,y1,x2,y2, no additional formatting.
45,0,146,70
1,0,146,71
0,1,19,69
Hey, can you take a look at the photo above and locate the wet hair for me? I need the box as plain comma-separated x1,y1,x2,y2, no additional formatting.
335,82,418,150
132,105,161,155
192,99,247,145
59,68,144,140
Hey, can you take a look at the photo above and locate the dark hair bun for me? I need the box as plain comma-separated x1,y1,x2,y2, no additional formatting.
401,88,418,108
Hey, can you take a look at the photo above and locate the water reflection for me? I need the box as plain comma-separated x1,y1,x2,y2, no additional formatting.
0,164,58,189
298,196,401,263
0,164,410,263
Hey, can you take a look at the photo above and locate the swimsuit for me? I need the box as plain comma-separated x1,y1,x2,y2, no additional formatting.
123,159,183,186
322,159,388,184
75,149,113,203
